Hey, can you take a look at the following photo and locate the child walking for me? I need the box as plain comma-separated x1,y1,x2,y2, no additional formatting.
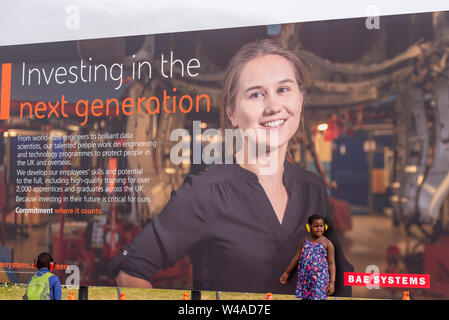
280,214,336,300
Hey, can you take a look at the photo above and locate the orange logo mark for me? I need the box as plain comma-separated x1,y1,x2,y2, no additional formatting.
0,63,12,120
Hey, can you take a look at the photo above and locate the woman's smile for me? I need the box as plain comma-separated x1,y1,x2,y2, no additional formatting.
260,118,287,129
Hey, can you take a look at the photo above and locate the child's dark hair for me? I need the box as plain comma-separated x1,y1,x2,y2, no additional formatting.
36,252,53,269
308,214,326,225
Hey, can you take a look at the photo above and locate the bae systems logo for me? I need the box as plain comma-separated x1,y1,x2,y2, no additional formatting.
0,63,12,120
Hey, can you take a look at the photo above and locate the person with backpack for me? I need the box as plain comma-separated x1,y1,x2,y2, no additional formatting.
25,252,62,300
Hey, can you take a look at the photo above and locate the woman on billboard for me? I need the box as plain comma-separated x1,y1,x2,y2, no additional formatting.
108,39,353,296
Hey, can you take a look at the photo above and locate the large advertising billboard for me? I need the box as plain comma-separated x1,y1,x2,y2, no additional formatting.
1,10,449,300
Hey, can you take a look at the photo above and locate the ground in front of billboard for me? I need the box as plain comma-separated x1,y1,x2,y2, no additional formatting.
0,284,385,300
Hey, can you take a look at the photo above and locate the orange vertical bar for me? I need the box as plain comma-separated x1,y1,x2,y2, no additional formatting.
0,63,12,120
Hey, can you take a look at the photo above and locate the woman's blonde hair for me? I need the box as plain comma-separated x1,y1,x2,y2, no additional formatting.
220,39,309,130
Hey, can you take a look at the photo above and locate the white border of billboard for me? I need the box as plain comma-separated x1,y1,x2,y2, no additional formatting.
1,0,449,46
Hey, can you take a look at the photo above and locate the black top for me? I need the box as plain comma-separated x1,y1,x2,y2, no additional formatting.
108,161,353,296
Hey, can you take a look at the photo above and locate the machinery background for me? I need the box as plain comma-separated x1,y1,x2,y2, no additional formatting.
1,11,449,298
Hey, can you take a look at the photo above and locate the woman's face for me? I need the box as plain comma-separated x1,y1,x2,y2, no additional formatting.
227,54,303,152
